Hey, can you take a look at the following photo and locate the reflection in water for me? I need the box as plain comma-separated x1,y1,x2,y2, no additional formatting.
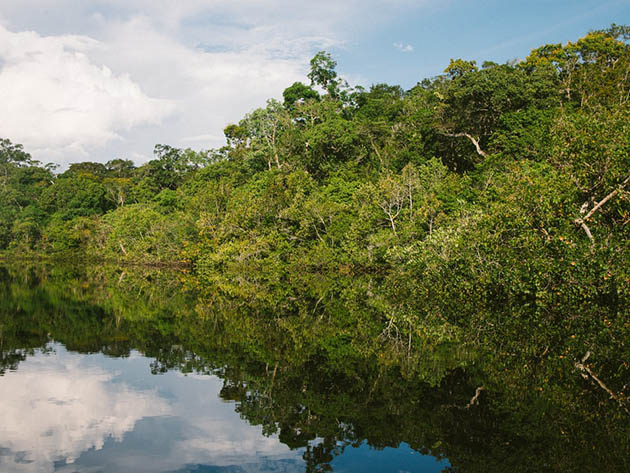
0,344,445,473
0,262,628,472
0,345,169,472
0,344,304,473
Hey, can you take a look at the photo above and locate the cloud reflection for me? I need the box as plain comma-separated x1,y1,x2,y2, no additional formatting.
0,346,170,473
0,345,302,473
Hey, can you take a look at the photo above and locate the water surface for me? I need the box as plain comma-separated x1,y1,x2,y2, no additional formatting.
0,263,628,472
0,344,446,472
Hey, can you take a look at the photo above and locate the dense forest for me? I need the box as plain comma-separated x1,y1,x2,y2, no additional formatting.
1,25,629,400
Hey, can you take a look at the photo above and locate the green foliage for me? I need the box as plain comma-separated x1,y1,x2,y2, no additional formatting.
438,61,558,169
283,81,320,108
42,215,100,252
523,26,630,108
308,51,341,97
444,58,478,78
61,161,109,179
0,138,35,167
94,204,194,263
40,175,111,219
1,29,629,391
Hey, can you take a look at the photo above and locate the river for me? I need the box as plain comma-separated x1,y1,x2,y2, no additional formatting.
0,262,628,472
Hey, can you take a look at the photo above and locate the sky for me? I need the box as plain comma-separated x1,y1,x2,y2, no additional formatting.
0,0,628,168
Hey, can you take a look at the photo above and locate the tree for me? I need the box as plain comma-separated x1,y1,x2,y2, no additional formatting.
62,162,108,179
106,159,136,178
549,105,630,243
283,82,320,108
138,145,202,190
238,99,290,170
224,124,248,147
308,51,343,98
523,26,630,107
103,177,134,208
437,61,556,168
0,138,33,164
444,58,478,78
354,84,409,169
0,139,52,249
1,138,35,189
41,176,111,220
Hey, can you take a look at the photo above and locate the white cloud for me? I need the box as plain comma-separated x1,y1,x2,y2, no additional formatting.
0,346,302,473
0,25,173,166
93,15,311,155
394,41,414,53
0,0,434,167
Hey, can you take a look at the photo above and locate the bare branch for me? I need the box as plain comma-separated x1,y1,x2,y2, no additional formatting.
578,221,594,242
590,176,629,218
442,132,488,157
575,351,629,414
575,176,630,242
466,386,485,409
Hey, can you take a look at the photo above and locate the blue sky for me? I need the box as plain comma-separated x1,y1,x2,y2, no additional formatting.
0,0,628,167
338,0,630,88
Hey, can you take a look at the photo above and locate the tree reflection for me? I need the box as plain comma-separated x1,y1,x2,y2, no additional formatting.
0,262,628,472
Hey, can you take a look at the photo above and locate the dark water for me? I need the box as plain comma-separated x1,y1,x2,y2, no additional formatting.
0,263,628,472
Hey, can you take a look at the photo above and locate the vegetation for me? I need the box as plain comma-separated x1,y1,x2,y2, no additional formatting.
1,26,629,420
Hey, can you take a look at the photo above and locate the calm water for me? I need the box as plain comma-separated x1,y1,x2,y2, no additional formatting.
0,344,445,473
0,263,628,472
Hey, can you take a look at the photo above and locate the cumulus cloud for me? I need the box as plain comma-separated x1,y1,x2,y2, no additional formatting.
0,0,434,167
6,340,442,473
0,345,302,473
0,25,173,165
78,14,325,161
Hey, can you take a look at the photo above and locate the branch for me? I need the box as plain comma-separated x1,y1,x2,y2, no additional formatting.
466,386,485,409
584,175,629,221
445,386,486,410
368,134,384,167
443,132,487,158
575,176,629,242
575,352,629,414
578,221,594,242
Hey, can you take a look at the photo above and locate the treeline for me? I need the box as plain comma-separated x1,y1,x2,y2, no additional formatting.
1,26,630,348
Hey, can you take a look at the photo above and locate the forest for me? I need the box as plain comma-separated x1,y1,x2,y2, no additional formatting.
1,25,629,393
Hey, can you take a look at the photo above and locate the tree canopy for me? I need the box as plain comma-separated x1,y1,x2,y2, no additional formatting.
0,29,629,419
